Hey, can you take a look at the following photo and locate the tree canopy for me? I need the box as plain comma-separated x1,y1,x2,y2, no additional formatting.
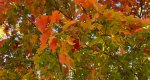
0,0,150,79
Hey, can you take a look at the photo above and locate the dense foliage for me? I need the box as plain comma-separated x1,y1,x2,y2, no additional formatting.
0,0,150,79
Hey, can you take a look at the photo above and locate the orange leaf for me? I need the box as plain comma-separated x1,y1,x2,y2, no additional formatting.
89,0,100,11
81,0,92,8
92,13,100,22
39,28,51,50
142,18,150,24
50,10,62,24
35,15,49,33
104,10,114,20
74,0,83,4
49,36,58,53
119,47,125,55
59,41,73,67
59,50,73,67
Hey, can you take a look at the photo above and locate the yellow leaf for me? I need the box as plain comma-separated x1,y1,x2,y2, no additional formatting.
30,35,38,45
63,20,76,31
66,35,75,45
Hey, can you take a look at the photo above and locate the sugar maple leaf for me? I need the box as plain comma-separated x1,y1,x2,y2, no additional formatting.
39,28,51,50
59,51,73,67
50,10,62,24
63,20,76,31
104,10,114,20
74,0,83,4
59,42,73,67
0,0,7,14
92,13,100,22
71,38,81,52
0,40,5,47
35,15,49,33
49,36,58,53
119,47,125,55
144,49,150,54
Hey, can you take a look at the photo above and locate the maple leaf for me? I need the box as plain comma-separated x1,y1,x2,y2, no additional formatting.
104,10,114,20
35,15,49,33
63,20,76,31
0,40,5,47
30,35,38,45
59,42,73,67
118,47,125,55
50,10,62,24
48,36,58,53
89,0,100,11
142,18,150,24
144,49,150,54
74,0,83,4
81,0,92,8
0,0,7,14
59,51,73,67
71,38,81,52
129,25,143,34
39,28,51,50
92,13,100,22
65,35,75,45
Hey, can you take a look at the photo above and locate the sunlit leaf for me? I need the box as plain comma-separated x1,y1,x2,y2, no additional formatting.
35,15,50,33
39,28,51,50
50,10,62,24
48,36,58,53
63,20,76,31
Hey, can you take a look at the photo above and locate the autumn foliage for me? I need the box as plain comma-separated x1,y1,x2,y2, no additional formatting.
0,0,150,79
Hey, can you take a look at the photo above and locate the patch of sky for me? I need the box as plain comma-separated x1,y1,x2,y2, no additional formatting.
18,17,23,23
3,54,8,62
129,61,132,68
15,37,19,41
85,42,89,45
27,14,31,17
91,34,97,39
37,70,41,78
115,2,121,7
52,28,58,33
127,46,131,53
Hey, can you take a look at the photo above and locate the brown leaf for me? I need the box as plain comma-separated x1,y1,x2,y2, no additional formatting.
0,40,5,47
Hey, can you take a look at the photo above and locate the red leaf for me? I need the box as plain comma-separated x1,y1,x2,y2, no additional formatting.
0,0,7,14
49,36,58,53
0,40,5,47
35,15,49,33
71,38,81,52
144,49,150,54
